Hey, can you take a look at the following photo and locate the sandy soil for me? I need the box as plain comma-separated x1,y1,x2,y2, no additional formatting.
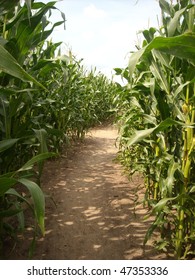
8,125,168,260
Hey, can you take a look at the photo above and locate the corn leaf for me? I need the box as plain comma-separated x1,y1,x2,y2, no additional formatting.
0,44,45,88
128,47,146,80
167,8,186,37
189,186,195,193
126,118,185,146
165,159,180,196
0,208,22,218
144,212,164,245
17,152,56,172
152,196,178,213
150,60,170,94
149,33,195,62
25,0,32,20
6,188,32,209
159,0,172,16
0,0,20,15
126,127,156,147
0,177,18,196
129,33,195,79
33,129,48,153
0,138,19,153
18,178,45,235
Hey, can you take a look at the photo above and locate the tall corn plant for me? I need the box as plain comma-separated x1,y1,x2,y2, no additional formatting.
32,50,118,149
0,0,65,258
0,0,117,258
115,0,195,259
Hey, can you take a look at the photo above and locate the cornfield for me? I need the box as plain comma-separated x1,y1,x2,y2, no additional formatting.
115,0,195,259
0,0,194,260
0,0,117,258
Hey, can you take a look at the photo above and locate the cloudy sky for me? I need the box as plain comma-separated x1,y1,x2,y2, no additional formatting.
47,0,161,77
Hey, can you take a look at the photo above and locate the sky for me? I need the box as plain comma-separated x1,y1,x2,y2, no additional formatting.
45,0,161,78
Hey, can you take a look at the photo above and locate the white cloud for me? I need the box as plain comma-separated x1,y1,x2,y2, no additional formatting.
81,30,96,41
79,18,136,69
49,0,161,77
83,4,107,19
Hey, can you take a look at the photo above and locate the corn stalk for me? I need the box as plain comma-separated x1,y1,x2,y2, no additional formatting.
0,0,118,258
115,0,195,259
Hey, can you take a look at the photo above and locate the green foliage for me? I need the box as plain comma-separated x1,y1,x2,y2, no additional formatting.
0,0,117,258
115,0,195,259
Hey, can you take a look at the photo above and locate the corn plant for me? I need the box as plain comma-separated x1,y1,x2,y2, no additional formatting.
0,0,118,258
115,0,195,259
0,0,65,258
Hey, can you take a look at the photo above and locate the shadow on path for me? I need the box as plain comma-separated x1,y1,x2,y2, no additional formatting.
10,126,168,260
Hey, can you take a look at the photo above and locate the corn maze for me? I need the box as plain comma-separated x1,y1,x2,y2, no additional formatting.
0,0,195,259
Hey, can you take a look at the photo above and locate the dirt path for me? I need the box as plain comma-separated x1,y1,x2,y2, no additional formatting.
12,125,167,260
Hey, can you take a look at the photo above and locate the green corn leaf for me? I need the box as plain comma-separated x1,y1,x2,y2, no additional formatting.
126,127,156,147
0,171,16,179
61,11,66,29
159,0,172,16
189,186,195,193
31,59,56,71
0,0,20,15
6,188,32,210
0,208,22,218
167,7,187,37
154,90,171,120
129,33,195,79
174,81,191,97
154,118,184,133
144,27,156,42
30,21,64,49
143,114,157,125
17,152,56,172
144,212,164,245
150,60,170,94
152,196,178,213
188,4,195,31
154,33,195,62
0,177,17,196
165,159,180,196
18,178,45,235
0,44,45,89
15,2,63,59
25,0,32,20
126,118,186,146
32,1,56,10
33,129,48,153
128,46,146,81
0,138,19,153
152,50,172,69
